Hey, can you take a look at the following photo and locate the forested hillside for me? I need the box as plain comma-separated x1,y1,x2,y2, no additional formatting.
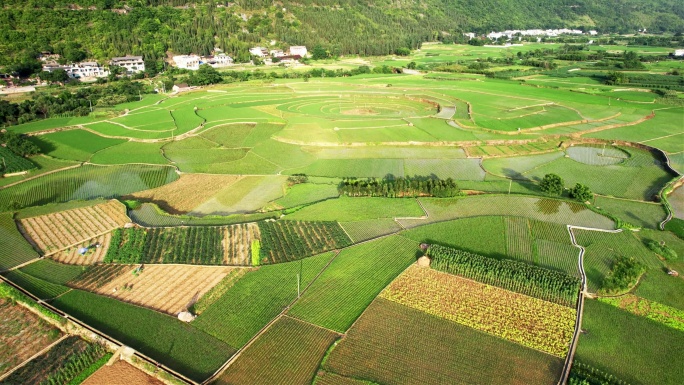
0,0,682,67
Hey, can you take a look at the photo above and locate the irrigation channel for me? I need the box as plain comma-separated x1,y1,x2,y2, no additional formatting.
559,225,622,385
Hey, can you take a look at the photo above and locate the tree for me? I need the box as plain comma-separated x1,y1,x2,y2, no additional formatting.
569,183,593,202
407,61,417,69
539,173,564,196
311,45,329,60
395,47,411,56
188,65,222,86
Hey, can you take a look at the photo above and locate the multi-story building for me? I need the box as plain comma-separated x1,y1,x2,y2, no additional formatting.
42,62,110,79
204,53,233,68
173,55,201,70
110,56,145,74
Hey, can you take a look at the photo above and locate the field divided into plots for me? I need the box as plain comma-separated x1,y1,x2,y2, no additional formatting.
49,233,112,265
399,195,615,230
428,244,580,307
258,220,352,264
193,252,335,349
215,316,338,385
52,289,234,382
573,229,661,293
18,200,129,255
321,298,563,385
288,236,419,332
1,335,108,385
128,174,243,214
0,212,38,270
0,147,36,174
0,297,62,377
69,264,237,315
0,164,178,211
576,299,684,385
380,266,575,357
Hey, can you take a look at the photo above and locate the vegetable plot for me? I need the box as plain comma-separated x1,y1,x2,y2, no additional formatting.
258,220,352,264
427,244,581,307
380,265,576,357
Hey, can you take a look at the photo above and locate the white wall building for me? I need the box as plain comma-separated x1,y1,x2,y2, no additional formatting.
42,62,110,79
289,46,308,57
674,49,684,57
173,55,201,70
110,56,145,74
204,53,233,68
249,47,268,57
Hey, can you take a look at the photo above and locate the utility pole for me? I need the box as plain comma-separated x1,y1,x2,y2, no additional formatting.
89,99,93,113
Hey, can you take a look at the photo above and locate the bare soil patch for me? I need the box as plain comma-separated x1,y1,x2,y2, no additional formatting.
82,360,164,385
69,264,238,315
128,174,243,214
18,200,128,255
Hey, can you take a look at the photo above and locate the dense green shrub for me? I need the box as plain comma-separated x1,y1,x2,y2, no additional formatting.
600,255,646,294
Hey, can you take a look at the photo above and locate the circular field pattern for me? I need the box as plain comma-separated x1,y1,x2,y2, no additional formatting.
566,145,629,166
277,95,435,118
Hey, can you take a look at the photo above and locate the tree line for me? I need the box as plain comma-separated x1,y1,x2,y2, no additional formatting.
338,176,461,198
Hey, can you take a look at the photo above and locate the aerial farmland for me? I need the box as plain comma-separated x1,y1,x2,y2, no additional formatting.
1,42,683,385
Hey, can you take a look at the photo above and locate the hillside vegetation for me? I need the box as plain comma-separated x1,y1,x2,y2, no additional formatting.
0,0,682,67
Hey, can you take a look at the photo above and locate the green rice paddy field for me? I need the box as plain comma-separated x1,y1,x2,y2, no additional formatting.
1,67,682,385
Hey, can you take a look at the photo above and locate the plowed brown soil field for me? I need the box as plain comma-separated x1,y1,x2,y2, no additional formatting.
18,200,129,255
69,264,238,315
0,298,62,376
128,174,243,214
49,233,112,265
82,360,164,385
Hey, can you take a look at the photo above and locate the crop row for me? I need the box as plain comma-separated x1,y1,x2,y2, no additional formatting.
598,295,684,331
1,336,100,385
0,146,35,174
105,226,225,265
41,341,108,385
380,265,576,357
427,244,581,307
144,227,224,264
0,164,178,211
19,200,128,254
68,264,128,289
258,220,352,264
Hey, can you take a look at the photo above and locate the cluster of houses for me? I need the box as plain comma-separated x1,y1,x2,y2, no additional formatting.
248,45,308,65
36,44,308,80
40,54,145,80
172,53,234,70
465,29,598,42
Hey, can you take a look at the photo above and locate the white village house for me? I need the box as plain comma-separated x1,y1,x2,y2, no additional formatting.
173,55,201,70
204,53,233,68
110,56,145,74
289,46,308,57
249,47,268,57
674,49,684,57
172,53,233,70
42,62,110,79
